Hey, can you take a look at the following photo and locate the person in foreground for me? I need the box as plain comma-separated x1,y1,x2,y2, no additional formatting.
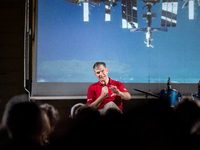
87,62,131,115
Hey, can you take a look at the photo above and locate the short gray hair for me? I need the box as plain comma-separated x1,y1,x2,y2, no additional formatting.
93,62,106,70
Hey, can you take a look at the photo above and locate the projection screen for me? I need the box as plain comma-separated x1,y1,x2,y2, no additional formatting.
32,0,200,98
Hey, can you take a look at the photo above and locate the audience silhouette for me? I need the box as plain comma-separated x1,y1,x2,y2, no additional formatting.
1,95,200,149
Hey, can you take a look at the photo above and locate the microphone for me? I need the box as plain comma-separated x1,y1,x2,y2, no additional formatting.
103,84,108,99
167,77,171,90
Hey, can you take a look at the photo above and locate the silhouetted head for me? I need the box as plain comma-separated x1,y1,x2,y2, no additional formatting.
2,95,48,145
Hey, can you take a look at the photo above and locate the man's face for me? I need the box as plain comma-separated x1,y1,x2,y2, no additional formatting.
94,65,108,83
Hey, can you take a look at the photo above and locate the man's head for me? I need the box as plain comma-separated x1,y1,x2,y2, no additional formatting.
93,62,109,84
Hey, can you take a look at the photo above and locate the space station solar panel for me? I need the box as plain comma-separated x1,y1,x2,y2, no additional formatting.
189,0,194,20
121,0,138,29
161,0,167,27
167,1,172,27
171,0,178,26
132,0,138,28
166,12,172,27
105,1,111,21
127,0,132,28
83,2,89,22
161,0,178,27
122,0,128,28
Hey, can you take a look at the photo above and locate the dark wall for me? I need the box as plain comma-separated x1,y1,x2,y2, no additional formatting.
0,0,25,120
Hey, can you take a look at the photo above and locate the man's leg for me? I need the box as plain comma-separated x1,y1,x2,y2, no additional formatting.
98,101,122,115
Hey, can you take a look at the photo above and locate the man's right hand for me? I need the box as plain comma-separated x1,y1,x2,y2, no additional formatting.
89,86,108,108
101,86,108,98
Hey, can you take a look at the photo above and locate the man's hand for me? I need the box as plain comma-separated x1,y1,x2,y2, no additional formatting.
101,86,108,98
89,86,108,108
110,86,120,97
110,85,131,100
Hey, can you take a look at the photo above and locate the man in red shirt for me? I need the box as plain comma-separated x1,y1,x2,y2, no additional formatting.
87,62,131,115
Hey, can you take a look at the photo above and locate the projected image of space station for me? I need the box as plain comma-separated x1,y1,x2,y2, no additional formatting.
36,0,200,83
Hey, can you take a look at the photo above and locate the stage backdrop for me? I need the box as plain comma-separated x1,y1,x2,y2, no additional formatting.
32,0,200,97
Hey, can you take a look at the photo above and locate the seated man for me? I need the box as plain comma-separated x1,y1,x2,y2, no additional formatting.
87,62,131,115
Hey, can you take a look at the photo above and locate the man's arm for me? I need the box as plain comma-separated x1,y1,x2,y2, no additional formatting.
117,91,131,100
89,86,108,108
89,94,104,108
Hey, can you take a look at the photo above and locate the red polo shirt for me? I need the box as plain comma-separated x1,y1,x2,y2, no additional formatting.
87,78,129,111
